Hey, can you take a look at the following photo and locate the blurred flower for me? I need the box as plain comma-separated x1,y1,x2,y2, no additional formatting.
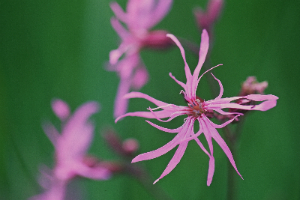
116,29,278,185
240,76,268,96
194,0,223,31
31,100,110,200
109,0,173,118
224,77,269,117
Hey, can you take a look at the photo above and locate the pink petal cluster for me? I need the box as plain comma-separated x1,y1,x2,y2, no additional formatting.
241,76,268,95
116,29,278,185
31,100,110,200
109,0,173,118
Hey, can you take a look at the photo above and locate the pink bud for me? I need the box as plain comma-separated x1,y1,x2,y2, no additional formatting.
122,138,139,154
51,99,70,121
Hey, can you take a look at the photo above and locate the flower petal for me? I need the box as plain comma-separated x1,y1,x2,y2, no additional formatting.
206,94,278,112
146,120,183,133
110,17,129,40
169,72,186,90
192,29,209,94
42,122,60,147
213,108,242,116
60,102,99,157
132,120,191,163
110,2,127,23
123,91,170,107
194,138,209,157
147,0,173,28
114,77,131,118
166,34,192,93
148,106,185,122
154,141,188,184
75,163,111,180
200,118,215,186
211,73,223,99
245,94,278,111
131,66,149,90
202,116,243,179
196,64,222,86
115,109,174,123
207,115,240,129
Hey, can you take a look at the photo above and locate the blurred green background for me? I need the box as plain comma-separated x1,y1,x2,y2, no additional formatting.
1,0,300,199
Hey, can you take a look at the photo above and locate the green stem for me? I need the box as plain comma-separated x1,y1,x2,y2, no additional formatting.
225,116,246,200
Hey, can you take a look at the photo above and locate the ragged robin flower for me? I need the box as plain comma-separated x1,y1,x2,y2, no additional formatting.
31,100,110,200
116,29,278,185
109,0,173,118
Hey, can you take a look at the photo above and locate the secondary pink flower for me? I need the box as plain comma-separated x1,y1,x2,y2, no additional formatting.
32,100,110,200
109,0,173,118
48,100,110,181
116,29,278,185
110,0,173,63
241,76,268,95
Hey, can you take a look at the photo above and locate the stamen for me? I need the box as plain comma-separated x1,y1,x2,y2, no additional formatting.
147,104,174,111
187,98,206,117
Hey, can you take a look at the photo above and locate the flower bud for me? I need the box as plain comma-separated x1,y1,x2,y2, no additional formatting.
122,138,139,154
51,99,70,121
240,76,268,96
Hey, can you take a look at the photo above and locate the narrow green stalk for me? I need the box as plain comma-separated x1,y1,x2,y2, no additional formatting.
224,116,245,200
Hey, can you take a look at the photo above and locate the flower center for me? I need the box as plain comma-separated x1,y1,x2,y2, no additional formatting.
188,99,205,117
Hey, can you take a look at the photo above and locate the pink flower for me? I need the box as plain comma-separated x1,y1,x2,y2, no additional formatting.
32,100,110,200
109,0,173,118
241,76,268,95
116,29,278,185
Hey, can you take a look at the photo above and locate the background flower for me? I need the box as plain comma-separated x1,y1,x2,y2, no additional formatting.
109,0,173,118
31,100,110,199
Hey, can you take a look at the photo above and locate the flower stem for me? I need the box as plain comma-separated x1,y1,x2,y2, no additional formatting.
224,116,245,200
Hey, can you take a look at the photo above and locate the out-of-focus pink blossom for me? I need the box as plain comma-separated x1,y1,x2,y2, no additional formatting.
116,29,278,185
31,100,110,200
241,76,268,95
109,0,173,118
194,0,223,31
110,0,173,62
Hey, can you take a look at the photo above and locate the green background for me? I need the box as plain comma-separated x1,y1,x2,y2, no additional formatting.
1,0,299,199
